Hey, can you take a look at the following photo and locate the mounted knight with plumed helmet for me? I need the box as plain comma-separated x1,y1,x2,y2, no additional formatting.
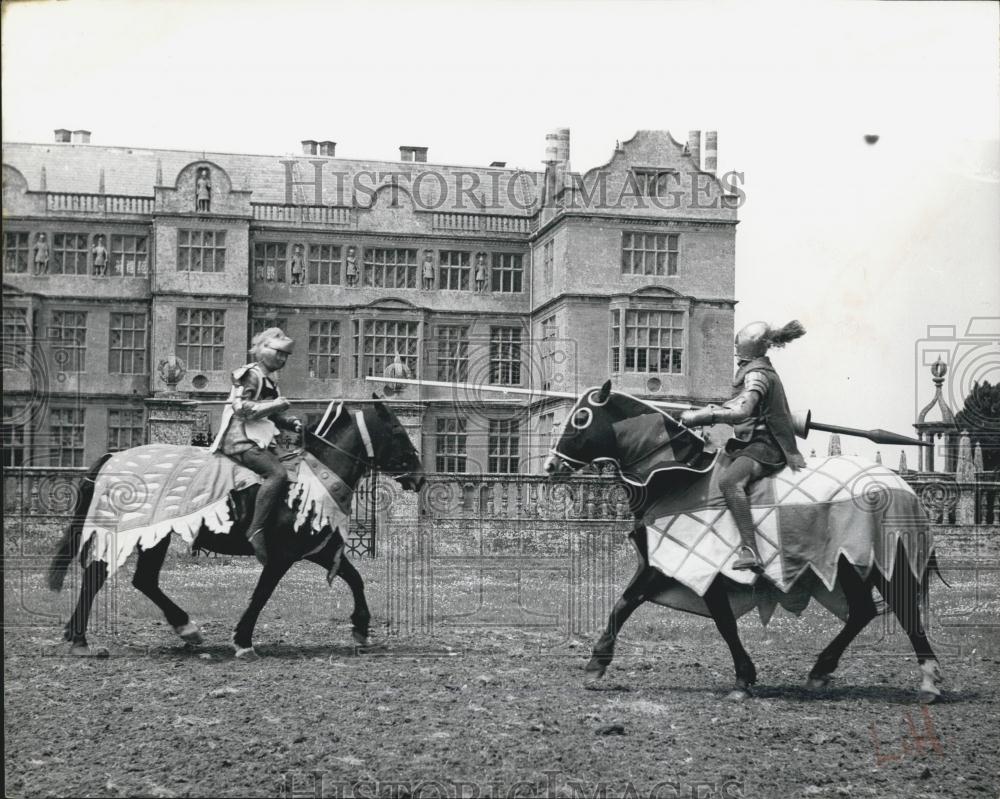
210,327,301,564
681,320,806,573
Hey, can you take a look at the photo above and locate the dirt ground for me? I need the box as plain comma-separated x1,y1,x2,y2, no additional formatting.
5,552,999,798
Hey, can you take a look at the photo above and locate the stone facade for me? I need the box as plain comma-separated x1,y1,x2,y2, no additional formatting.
2,128,738,473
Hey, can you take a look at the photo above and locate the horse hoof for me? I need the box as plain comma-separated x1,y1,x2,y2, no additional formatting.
174,623,204,645
725,688,750,701
70,643,109,658
232,643,260,661
919,690,941,705
806,675,833,690
584,667,607,686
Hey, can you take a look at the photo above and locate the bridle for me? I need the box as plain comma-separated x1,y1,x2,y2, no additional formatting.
308,405,377,470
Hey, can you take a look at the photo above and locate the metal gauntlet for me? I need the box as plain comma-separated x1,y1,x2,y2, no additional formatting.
680,407,718,428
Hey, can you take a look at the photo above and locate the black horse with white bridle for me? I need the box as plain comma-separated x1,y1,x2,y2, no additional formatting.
49,398,425,659
544,381,943,703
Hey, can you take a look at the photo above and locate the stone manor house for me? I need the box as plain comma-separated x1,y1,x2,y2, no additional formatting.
2,128,740,473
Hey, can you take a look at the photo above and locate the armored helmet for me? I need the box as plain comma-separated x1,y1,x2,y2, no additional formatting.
734,321,771,360
252,327,295,356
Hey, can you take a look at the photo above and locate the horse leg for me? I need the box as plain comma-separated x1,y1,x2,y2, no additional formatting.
703,578,757,700
232,557,295,659
131,536,202,645
336,557,371,646
807,558,878,688
306,539,370,646
874,561,942,704
63,560,110,657
585,566,661,684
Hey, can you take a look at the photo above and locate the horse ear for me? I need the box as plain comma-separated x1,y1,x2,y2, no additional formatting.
596,380,612,403
373,397,391,420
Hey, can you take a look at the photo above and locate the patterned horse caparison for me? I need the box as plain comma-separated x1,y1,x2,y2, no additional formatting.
48,399,425,659
543,381,944,703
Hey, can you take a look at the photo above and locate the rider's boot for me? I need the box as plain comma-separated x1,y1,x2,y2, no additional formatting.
245,473,287,566
727,492,764,574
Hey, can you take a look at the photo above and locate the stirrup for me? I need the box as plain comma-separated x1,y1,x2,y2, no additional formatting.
732,546,763,573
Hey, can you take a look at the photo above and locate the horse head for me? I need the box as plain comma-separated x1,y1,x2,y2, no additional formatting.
305,397,425,492
543,380,710,485
366,395,426,491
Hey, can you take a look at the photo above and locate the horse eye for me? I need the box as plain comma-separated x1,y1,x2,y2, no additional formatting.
571,408,593,429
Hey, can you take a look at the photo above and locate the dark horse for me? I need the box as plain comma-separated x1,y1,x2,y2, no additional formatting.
543,381,943,702
48,398,425,659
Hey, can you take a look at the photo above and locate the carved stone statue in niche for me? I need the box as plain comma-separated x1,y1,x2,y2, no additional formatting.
475,252,488,292
422,250,435,290
33,233,50,275
195,167,212,212
289,244,306,286
92,234,108,276
345,246,358,287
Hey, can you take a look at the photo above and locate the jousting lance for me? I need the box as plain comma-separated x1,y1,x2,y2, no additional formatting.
364,376,933,448
176,377,929,448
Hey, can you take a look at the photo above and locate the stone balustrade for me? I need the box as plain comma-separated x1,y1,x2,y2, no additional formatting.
252,203,353,226
431,212,532,235
46,192,154,216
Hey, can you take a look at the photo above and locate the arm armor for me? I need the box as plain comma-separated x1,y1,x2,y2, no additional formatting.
681,372,768,427
231,370,291,420
233,396,291,421
706,388,760,425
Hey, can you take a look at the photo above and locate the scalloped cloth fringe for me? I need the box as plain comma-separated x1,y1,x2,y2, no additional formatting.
79,444,351,575
639,455,935,624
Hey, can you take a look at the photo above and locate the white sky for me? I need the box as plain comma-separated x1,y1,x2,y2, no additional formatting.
3,0,999,467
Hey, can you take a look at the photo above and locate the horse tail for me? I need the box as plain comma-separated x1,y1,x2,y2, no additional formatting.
768,320,806,348
48,453,112,592
922,550,950,592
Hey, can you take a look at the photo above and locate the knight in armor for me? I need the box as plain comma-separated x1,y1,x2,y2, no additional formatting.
680,320,806,573
209,328,301,565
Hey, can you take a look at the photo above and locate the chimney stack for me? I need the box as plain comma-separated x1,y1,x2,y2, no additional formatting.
301,139,318,155
399,146,428,163
318,141,336,157
703,131,718,174
72,129,91,144
687,131,701,169
543,127,571,169
54,129,71,143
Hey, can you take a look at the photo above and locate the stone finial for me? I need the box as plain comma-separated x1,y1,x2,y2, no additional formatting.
898,451,908,473
828,434,842,457
156,356,187,397
98,168,105,194
917,356,956,424
956,430,975,481
875,450,882,465
40,165,47,191
155,159,163,185
974,442,984,472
